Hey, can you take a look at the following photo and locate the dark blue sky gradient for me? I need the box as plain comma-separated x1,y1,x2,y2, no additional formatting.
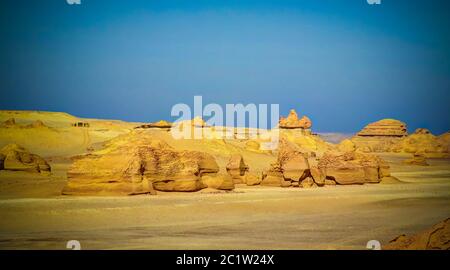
0,0,449,133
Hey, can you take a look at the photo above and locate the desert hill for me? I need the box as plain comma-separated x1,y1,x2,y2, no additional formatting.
0,110,141,157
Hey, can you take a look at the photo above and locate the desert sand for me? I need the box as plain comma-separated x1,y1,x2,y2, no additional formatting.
0,110,449,250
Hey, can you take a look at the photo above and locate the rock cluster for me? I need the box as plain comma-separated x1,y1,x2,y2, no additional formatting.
318,151,390,185
279,109,312,129
0,144,51,175
348,119,449,156
63,132,223,195
260,139,390,187
391,131,449,157
384,218,450,250
356,119,407,137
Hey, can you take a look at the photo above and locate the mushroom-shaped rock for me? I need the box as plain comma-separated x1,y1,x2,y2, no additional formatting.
279,109,313,129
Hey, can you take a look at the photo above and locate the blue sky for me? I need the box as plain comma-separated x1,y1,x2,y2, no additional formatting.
0,0,449,133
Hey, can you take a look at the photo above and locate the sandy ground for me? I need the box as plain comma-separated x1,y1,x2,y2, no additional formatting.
0,153,449,250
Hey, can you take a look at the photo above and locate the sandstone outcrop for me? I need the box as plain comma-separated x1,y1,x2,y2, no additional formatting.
318,151,390,185
279,109,312,129
226,154,249,184
63,132,222,195
261,138,389,187
201,173,234,190
0,144,51,175
384,218,450,250
357,119,407,137
347,119,408,152
245,173,262,186
350,120,450,156
261,139,326,187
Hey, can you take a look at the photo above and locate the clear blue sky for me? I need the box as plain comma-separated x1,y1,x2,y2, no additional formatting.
1,0,449,133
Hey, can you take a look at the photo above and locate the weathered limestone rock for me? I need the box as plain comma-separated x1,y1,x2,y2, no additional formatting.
0,144,51,175
279,109,312,129
300,177,317,188
279,152,309,181
261,139,326,187
357,119,407,137
261,164,284,187
384,218,450,250
201,173,235,190
324,179,336,186
245,173,262,186
318,151,387,185
63,132,221,195
348,119,408,152
226,154,249,184
308,157,326,186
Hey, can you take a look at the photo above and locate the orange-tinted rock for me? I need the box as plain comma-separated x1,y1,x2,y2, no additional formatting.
226,154,249,184
279,109,312,129
300,177,317,188
261,163,284,187
261,139,326,187
298,116,312,129
357,119,407,137
384,218,450,250
318,151,387,185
